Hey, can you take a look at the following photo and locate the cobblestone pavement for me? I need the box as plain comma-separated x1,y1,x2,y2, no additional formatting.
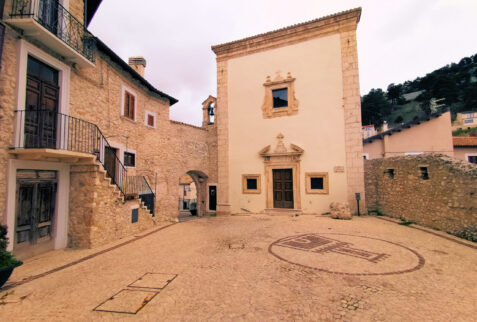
1,215,476,321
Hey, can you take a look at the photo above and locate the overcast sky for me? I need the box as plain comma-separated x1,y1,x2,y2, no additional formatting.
89,0,477,126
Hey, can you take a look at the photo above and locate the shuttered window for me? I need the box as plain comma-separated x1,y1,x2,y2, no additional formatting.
147,114,154,127
124,91,135,120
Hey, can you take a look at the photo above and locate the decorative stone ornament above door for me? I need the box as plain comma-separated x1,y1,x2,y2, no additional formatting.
259,134,303,212
261,72,299,119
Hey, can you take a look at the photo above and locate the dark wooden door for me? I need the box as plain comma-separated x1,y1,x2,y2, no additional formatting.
15,172,56,246
209,186,217,211
25,56,59,148
273,169,294,208
104,147,118,184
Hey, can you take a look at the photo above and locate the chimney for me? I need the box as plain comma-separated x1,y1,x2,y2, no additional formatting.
381,121,388,132
128,56,146,77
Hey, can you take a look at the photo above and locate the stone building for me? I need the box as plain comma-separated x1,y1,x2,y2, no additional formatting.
363,111,454,160
0,0,217,257
211,8,365,215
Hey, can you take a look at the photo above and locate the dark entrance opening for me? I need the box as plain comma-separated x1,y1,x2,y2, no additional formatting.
104,146,118,185
15,170,57,256
24,56,59,149
209,185,217,211
273,169,294,208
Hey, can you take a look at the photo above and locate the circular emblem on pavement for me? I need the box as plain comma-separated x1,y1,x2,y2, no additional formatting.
268,233,425,276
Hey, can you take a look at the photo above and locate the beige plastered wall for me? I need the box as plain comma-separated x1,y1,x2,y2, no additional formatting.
453,147,477,162
226,34,350,215
363,112,454,159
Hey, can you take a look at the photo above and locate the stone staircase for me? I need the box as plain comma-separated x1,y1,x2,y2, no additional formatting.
68,163,156,249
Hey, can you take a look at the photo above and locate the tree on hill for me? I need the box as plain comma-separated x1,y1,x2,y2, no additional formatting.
387,83,403,104
361,89,392,127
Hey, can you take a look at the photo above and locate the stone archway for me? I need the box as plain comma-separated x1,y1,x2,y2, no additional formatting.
178,170,209,217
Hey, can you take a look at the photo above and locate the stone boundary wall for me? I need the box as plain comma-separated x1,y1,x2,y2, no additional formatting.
365,154,477,234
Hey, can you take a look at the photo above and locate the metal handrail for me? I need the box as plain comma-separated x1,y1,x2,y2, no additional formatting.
10,0,95,63
13,110,137,198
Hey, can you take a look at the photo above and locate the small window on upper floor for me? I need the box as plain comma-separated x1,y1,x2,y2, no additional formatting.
272,88,288,108
144,111,156,128
123,90,136,121
124,152,135,167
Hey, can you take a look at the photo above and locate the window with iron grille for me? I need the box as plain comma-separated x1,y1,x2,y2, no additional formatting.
124,152,135,167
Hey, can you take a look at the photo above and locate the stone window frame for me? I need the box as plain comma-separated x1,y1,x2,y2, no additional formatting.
465,153,477,164
242,174,261,194
124,149,136,168
305,172,329,194
120,85,137,122
261,72,299,119
14,40,71,148
144,110,156,128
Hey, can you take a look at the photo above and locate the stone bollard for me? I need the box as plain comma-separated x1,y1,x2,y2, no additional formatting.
329,202,352,220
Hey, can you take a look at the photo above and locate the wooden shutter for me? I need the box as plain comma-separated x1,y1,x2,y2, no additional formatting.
124,91,135,120
147,114,154,126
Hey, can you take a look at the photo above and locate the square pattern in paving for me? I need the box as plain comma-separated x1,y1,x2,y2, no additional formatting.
128,272,177,290
93,289,158,314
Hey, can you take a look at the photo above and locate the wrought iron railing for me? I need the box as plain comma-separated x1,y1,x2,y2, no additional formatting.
10,0,95,63
13,110,155,212
124,176,155,216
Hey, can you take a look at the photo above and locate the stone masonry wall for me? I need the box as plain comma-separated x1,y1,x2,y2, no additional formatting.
69,164,154,248
340,25,366,214
0,26,18,221
0,20,218,250
365,154,477,233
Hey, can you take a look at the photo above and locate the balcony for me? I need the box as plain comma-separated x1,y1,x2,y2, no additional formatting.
10,110,156,215
7,0,95,67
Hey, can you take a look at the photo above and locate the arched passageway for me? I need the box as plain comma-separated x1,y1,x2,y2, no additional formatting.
177,170,209,218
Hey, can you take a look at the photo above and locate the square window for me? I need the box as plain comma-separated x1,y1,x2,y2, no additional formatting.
467,155,477,164
310,177,324,190
124,152,135,167
384,169,394,179
246,178,257,190
305,172,329,194
272,88,288,108
242,174,261,194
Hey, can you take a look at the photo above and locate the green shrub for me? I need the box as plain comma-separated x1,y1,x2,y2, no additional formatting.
451,225,477,242
0,225,23,268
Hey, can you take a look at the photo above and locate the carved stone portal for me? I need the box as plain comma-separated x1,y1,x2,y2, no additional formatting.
259,134,303,211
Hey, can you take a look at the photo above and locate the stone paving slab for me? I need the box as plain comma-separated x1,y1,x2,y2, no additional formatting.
0,215,476,321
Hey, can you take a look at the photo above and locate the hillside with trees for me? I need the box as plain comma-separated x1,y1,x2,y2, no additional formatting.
361,53,477,129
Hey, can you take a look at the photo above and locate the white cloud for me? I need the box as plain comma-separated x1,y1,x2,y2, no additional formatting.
89,0,477,125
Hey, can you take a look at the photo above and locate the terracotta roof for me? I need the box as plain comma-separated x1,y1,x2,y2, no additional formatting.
211,7,361,55
363,109,449,144
453,136,477,147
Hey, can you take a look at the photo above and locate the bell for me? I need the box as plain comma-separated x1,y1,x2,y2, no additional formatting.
208,106,215,116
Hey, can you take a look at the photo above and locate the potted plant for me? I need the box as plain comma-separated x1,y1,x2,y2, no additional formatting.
0,225,22,289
